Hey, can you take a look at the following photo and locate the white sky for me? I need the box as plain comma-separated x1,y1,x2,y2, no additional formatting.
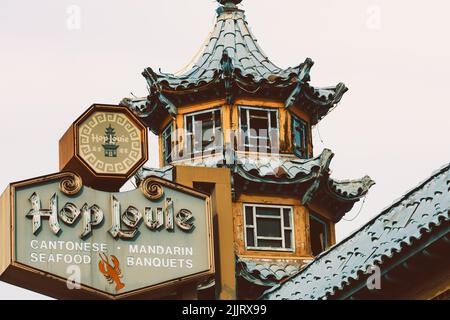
0,0,449,299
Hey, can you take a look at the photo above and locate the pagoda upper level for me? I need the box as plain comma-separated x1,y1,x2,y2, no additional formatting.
122,0,347,135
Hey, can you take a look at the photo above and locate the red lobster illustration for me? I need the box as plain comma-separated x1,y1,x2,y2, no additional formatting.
98,253,125,292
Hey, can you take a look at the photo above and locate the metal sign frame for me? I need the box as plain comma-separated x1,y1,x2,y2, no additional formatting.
0,172,215,300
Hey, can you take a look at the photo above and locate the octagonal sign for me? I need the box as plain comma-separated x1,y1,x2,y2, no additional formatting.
60,104,148,191
0,173,214,299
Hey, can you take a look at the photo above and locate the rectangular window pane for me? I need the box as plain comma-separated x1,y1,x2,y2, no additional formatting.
240,108,248,131
256,207,280,217
186,116,193,133
270,111,278,129
245,206,254,226
163,124,173,165
292,116,309,158
249,109,269,133
246,228,255,247
214,110,221,127
244,204,294,251
238,107,280,154
283,209,291,227
284,230,292,249
185,110,223,155
256,218,281,237
258,239,282,248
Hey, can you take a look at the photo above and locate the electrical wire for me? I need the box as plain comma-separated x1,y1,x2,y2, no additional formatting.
173,11,217,76
316,123,325,144
342,195,368,222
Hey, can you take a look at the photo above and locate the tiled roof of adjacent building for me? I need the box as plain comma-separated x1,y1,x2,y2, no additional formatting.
261,163,450,300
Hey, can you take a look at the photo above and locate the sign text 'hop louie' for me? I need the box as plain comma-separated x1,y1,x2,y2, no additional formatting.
0,173,214,299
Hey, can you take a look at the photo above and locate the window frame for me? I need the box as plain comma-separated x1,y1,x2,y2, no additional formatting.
243,203,295,252
184,108,223,158
291,113,310,158
162,122,174,166
238,106,279,153
309,213,329,256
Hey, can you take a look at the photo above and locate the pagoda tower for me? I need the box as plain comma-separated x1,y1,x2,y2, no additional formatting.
122,0,375,299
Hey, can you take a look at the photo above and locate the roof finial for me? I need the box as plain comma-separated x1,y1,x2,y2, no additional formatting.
216,0,243,15
217,0,243,5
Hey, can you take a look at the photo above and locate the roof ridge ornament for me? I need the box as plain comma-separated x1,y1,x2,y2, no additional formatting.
217,0,243,5
216,0,243,15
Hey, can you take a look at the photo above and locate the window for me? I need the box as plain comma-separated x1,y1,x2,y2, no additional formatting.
185,109,222,157
292,114,309,158
239,106,279,153
244,204,294,252
162,122,173,165
310,213,329,256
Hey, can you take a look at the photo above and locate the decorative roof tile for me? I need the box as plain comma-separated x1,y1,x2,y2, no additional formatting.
262,163,450,300
234,149,374,202
135,150,373,221
238,258,308,287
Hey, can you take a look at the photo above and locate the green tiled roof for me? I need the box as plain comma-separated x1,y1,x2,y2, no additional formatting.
262,163,450,300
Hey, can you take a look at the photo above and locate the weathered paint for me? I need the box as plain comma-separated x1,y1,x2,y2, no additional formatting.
174,166,236,300
233,193,311,259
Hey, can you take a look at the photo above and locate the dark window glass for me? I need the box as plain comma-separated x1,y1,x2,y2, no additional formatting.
292,115,309,158
256,207,280,217
249,109,269,134
310,214,328,256
245,206,254,226
284,230,292,249
162,123,173,165
283,209,291,227
258,239,282,248
246,228,255,247
186,116,193,134
256,218,282,238
240,108,248,130
270,111,278,129
214,110,221,128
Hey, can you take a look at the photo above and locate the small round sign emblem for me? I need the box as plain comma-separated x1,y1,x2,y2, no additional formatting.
78,110,143,175
59,104,148,191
